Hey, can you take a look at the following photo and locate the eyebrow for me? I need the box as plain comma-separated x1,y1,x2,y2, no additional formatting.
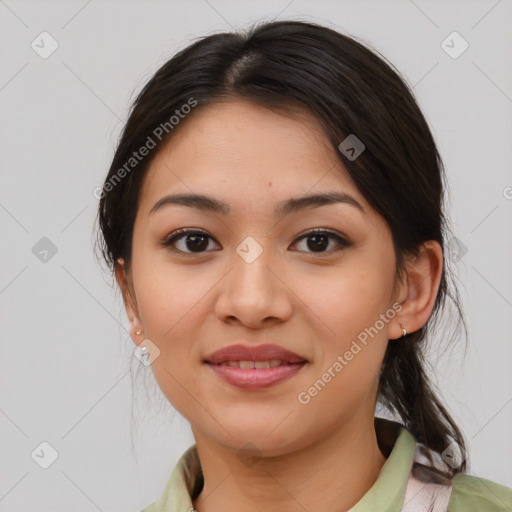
149,191,365,217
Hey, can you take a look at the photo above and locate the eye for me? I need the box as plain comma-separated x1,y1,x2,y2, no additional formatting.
161,228,219,254
161,227,351,255
291,229,351,254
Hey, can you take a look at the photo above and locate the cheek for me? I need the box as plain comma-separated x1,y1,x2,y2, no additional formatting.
134,258,208,339
131,263,209,409
293,258,393,405
138,273,205,415
297,262,393,345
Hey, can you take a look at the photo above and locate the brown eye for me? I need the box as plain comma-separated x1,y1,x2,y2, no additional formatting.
161,228,351,255
292,229,351,254
162,229,219,254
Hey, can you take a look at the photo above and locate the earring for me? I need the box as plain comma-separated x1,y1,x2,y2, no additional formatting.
400,324,407,338
135,329,142,335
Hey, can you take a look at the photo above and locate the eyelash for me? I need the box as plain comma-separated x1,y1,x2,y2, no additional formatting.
160,228,351,255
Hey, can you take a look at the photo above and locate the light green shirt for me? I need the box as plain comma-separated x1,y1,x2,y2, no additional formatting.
141,418,512,511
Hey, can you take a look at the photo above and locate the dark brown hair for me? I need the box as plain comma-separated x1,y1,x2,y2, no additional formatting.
95,19,469,476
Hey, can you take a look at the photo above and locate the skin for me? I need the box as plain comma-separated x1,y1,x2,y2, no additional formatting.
115,99,443,512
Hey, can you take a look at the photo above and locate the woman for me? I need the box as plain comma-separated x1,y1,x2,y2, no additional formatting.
95,20,512,512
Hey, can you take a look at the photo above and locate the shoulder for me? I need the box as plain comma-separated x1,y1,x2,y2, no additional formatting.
449,473,512,511
139,443,201,512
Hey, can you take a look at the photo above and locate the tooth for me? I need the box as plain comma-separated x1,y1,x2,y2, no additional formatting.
227,361,239,367
239,360,255,369
254,361,270,369
269,359,282,368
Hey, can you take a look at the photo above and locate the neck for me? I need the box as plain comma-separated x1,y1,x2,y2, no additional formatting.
192,415,387,512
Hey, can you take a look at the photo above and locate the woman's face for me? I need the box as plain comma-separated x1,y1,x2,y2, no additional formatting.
119,99,404,455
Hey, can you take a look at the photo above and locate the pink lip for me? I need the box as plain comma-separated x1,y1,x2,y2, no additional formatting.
207,363,306,389
204,343,306,364
204,343,308,390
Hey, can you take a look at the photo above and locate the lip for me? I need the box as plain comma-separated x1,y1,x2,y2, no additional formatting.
207,363,306,389
204,343,308,390
204,343,306,364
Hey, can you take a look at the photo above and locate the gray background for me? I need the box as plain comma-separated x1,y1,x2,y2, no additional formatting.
1,0,511,510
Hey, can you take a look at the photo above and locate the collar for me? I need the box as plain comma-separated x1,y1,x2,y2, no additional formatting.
155,417,417,512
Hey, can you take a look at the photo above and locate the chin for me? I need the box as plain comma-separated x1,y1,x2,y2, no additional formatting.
211,418,302,455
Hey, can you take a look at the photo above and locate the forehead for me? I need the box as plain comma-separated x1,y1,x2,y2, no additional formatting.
138,100,367,215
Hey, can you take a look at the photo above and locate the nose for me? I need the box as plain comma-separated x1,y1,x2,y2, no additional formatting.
214,240,293,329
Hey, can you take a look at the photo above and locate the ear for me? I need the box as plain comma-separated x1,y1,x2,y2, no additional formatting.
115,258,144,345
389,240,443,340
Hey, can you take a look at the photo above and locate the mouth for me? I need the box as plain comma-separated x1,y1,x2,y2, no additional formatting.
204,343,307,365
205,361,307,389
203,344,308,390
209,359,303,369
